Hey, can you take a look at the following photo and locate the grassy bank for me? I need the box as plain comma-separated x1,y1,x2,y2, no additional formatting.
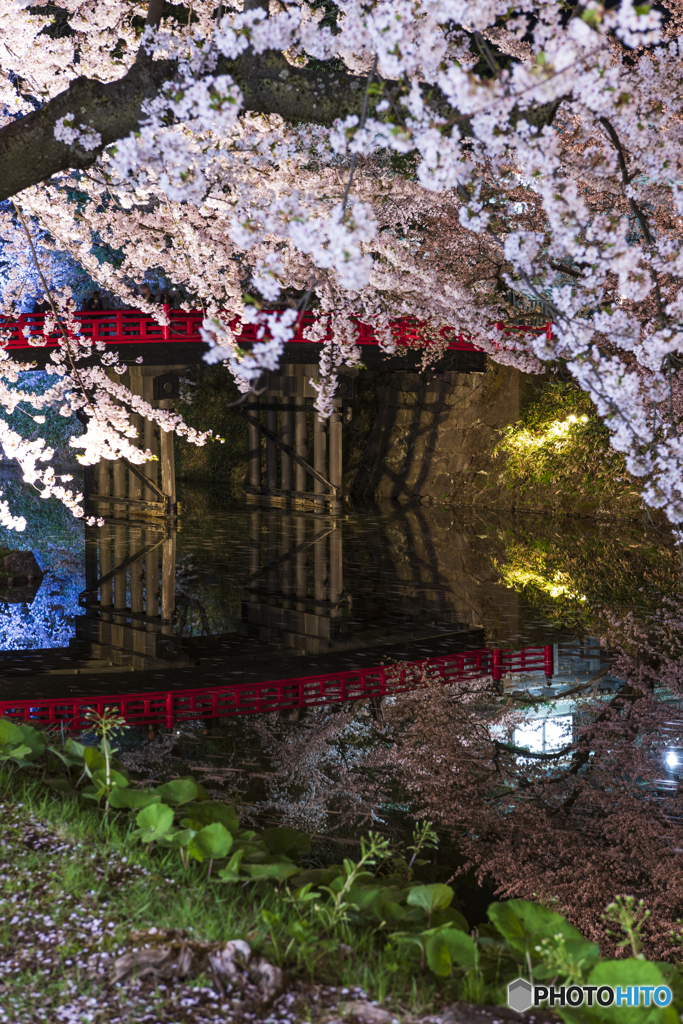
0,774,441,1023
1,719,682,1024
493,381,641,518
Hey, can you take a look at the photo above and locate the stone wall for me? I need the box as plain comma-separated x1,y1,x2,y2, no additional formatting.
344,360,546,507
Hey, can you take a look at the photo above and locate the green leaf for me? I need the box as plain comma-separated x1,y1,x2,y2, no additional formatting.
487,899,584,956
289,883,321,904
559,959,677,1024
65,738,86,761
432,907,469,932
188,822,233,862
216,848,245,882
182,801,239,834
244,859,300,883
0,721,45,758
162,827,195,849
0,743,32,765
130,802,174,843
155,777,199,806
0,720,26,746
83,746,106,778
109,787,161,810
406,884,454,915
92,768,130,790
391,932,428,955
262,826,311,857
426,929,477,976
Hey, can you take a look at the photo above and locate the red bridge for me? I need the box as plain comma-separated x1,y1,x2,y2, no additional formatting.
0,308,551,359
0,645,554,731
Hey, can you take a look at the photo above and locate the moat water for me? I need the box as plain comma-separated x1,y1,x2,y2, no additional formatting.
0,482,678,872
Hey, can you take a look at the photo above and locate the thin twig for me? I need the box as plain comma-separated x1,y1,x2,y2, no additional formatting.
12,202,96,421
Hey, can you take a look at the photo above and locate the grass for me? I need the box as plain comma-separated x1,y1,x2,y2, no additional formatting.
0,771,447,1023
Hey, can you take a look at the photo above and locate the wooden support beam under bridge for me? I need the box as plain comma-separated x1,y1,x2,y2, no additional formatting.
243,363,351,514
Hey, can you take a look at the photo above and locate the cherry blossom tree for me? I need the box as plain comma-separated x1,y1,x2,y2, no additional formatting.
0,0,682,527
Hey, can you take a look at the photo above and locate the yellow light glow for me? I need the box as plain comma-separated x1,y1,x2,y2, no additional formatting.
501,566,587,602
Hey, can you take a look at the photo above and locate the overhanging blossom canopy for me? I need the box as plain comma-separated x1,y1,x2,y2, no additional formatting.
0,1,682,525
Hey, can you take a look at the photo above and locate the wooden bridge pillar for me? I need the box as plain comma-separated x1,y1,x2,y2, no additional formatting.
89,366,183,521
75,366,187,668
241,512,350,654
75,517,185,669
242,364,354,513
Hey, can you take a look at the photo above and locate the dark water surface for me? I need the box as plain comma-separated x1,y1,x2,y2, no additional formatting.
1,488,679,867
0,489,675,702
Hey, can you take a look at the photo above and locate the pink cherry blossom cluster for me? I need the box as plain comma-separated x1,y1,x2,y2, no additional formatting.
1,1,683,525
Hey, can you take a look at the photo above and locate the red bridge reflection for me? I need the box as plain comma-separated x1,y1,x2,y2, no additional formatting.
0,645,554,731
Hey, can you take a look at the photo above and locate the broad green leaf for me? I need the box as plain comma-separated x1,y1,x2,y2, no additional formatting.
391,932,429,955
182,801,239,834
109,787,161,810
168,828,196,848
0,721,45,758
216,848,245,882
406,884,454,915
375,899,406,922
0,720,25,746
426,932,454,977
188,822,233,862
92,768,130,790
0,743,32,764
83,747,106,777
46,746,74,767
131,802,174,842
244,859,299,883
65,738,86,761
426,929,477,976
262,826,311,857
432,907,469,932
488,899,584,956
15,723,45,758
156,777,198,806
559,959,678,1024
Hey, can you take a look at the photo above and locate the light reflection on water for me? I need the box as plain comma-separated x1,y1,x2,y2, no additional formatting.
1,489,680,882
0,488,676,687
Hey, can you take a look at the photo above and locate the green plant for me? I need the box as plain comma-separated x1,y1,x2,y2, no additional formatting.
602,896,650,958
399,819,439,887
4,717,683,1011
83,707,127,817
313,832,392,933
0,719,45,770
493,380,631,517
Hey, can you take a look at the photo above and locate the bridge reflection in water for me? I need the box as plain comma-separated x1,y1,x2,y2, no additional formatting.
0,506,620,732
79,518,181,670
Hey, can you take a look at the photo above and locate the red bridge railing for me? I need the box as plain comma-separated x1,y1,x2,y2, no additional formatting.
0,645,554,731
0,308,553,354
